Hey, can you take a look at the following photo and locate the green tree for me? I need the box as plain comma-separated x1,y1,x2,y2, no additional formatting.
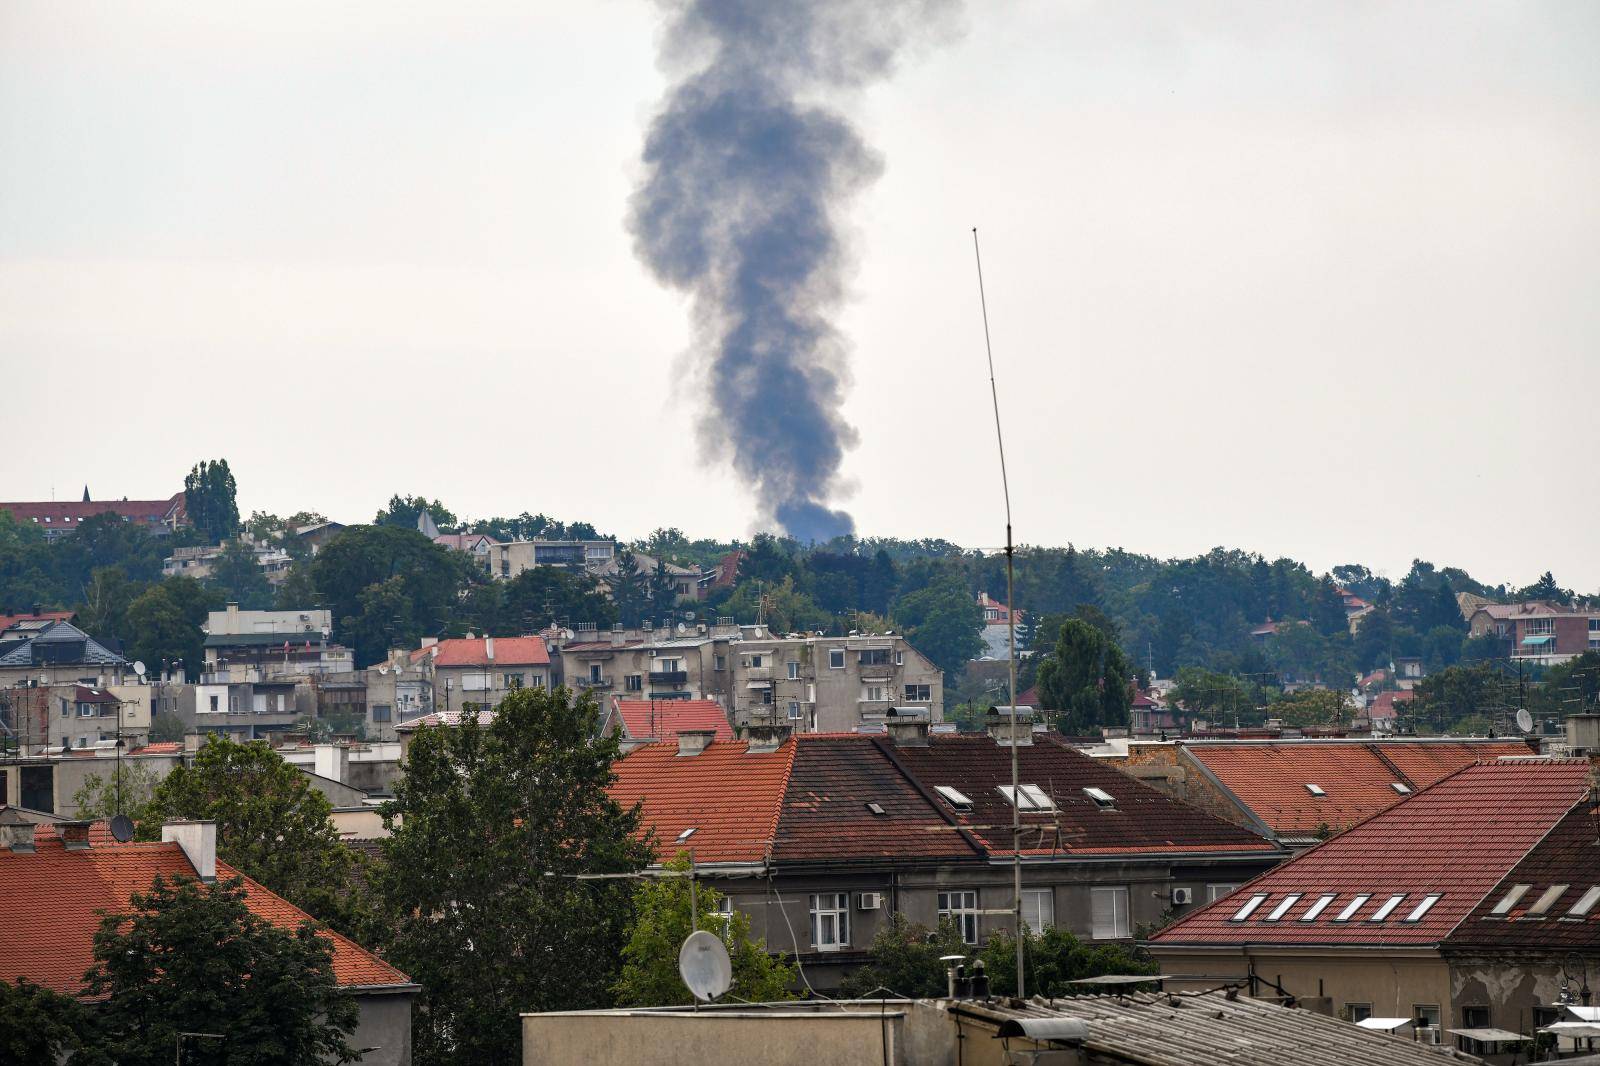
1268,687,1352,728
124,578,220,681
149,709,185,742
1411,662,1500,731
839,913,969,997
1447,714,1494,737
72,761,162,822
646,554,680,623
184,458,241,544
614,853,796,1006
374,493,456,531
723,575,829,635
274,562,319,610
207,539,274,609
0,978,89,1063
78,875,358,1066
892,577,984,676
1035,618,1133,734
497,565,617,632
378,685,652,1065
1521,570,1569,602
310,525,470,664
610,546,650,627
139,736,367,937
980,925,1156,997
76,565,142,641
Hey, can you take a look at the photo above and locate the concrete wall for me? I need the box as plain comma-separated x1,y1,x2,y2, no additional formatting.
0,752,184,815
729,636,943,733
523,1009,922,1066
1103,744,1263,835
351,990,414,1066
1155,947,1453,1023
1448,953,1577,1041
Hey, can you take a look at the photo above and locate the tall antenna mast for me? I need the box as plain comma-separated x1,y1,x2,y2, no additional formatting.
972,227,1024,1000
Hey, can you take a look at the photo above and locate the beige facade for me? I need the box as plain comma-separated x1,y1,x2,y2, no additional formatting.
0,750,184,816
555,623,742,705
729,633,943,733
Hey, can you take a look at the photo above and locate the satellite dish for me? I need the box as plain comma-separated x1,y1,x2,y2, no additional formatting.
109,815,135,843
677,929,732,1002
1516,708,1534,733
677,622,688,634
132,661,146,678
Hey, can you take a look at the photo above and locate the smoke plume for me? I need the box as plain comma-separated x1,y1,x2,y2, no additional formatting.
629,0,955,542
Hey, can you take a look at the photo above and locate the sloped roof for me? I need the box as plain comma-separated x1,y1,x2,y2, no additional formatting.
413,635,549,667
1182,740,1531,836
0,494,185,526
0,620,126,667
1365,690,1414,720
394,708,494,731
1151,758,1590,948
1447,801,1600,951
0,610,76,632
887,734,1279,858
612,699,732,741
608,738,795,865
0,834,409,997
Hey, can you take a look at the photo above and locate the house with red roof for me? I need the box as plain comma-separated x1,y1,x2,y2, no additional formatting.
1468,600,1600,666
608,710,1283,988
0,814,414,1065
0,491,187,539
602,697,732,745
410,634,550,714
1149,757,1591,1054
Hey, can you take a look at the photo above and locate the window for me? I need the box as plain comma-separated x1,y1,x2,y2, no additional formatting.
759,688,774,705
588,664,603,684
1347,1003,1372,1023
209,694,220,713
714,655,726,672
938,890,980,944
1082,786,1116,809
744,654,765,669
625,674,643,692
1332,894,1371,922
859,649,890,667
1305,783,1326,797
78,703,94,717
828,648,845,669
1404,894,1442,922
506,673,525,689
1413,1005,1440,1031
1091,886,1131,939
1461,1005,1490,1029
1369,894,1406,922
1527,618,1555,636
1264,894,1302,922
863,685,887,702
998,785,1055,811
1392,782,1412,795
372,704,392,723
1207,884,1239,902
1300,894,1337,921
787,700,803,720
1528,884,1569,915
1491,884,1530,915
809,893,850,951
656,658,683,674
60,703,69,718
786,661,800,680
1230,893,1269,921
904,684,932,702
865,802,886,816
1022,889,1055,932
1570,887,1600,917
1591,618,1600,632
934,785,973,812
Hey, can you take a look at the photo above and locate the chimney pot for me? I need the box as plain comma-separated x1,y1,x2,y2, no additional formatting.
162,820,217,881
676,729,716,757
1,819,37,854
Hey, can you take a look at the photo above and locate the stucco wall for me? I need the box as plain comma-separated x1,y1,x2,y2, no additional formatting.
351,991,413,1066
523,1010,914,1066
1155,948,1453,1022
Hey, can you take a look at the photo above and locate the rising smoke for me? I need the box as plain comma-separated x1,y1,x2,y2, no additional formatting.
629,0,957,543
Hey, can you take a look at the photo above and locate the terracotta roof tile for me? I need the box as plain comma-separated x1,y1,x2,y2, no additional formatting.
608,739,795,865
1447,799,1600,951
0,836,408,996
612,699,732,741
1152,759,1590,948
412,636,548,667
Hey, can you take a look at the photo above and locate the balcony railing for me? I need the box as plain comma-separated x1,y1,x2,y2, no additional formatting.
578,677,613,689
648,670,689,685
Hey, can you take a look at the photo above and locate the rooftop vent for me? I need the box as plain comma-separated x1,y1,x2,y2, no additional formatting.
676,730,716,757
58,820,93,851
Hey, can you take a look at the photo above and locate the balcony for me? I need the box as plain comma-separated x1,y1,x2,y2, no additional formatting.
577,676,614,690
648,670,689,686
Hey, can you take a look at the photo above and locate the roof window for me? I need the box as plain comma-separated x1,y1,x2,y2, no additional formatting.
1082,786,1116,809
1403,894,1442,922
1369,894,1406,922
1569,887,1600,918
1527,884,1570,916
1391,783,1412,795
1229,893,1269,921
1305,783,1326,797
1332,894,1372,922
675,827,698,843
1264,894,1302,921
934,785,973,812
865,801,887,817
997,784,1056,811
1300,894,1337,921
1491,884,1531,915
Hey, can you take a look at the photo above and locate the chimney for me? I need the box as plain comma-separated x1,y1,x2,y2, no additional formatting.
739,722,793,753
162,820,216,881
313,743,348,784
58,820,93,851
676,729,716,757
484,636,495,662
612,624,626,647
183,731,203,753
885,713,930,747
1568,714,1600,757
0,819,37,854
987,706,1036,747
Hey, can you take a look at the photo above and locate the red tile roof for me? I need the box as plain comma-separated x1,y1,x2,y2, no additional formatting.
0,610,76,631
129,741,183,755
1183,740,1532,837
0,495,185,527
412,635,549,667
1448,801,1600,951
1152,758,1590,948
608,738,795,865
0,835,408,997
1365,690,1415,720
612,699,732,741
887,734,1279,858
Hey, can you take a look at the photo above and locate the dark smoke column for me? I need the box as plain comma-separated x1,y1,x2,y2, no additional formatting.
629,0,955,543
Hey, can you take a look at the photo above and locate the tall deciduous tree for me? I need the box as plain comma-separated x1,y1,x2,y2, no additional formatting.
1035,618,1132,734
892,576,984,676
378,686,651,1065
78,875,358,1066
138,736,368,937
609,547,650,628
123,577,220,681
206,539,274,609
310,525,469,664
0,978,89,1063
184,458,241,544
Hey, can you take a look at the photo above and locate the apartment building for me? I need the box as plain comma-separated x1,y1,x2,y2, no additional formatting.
413,635,551,714
554,622,743,705
0,620,130,690
728,632,943,733
0,491,187,540
481,540,702,601
1468,601,1600,665
202,605,353,679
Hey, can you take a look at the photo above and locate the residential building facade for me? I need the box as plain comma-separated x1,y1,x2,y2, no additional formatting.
1468,601,1600,665
728,632,943,733
0,491,186,539
554,622,742,706
414,635,551,713
0,620,130,690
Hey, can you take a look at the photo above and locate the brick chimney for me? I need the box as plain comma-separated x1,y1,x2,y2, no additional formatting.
58,820,93,851
162,820,216,881
987,706,1036,747
885,708,930,747
676,730,716,757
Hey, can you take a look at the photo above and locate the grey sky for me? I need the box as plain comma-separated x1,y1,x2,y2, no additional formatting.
2,2,1596,590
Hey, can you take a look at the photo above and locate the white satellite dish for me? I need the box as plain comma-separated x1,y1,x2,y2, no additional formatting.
1516,708,1534,733
677,622,687,634
132,661,146,678
678,929,732,1002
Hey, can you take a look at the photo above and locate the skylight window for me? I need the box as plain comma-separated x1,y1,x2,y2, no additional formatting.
997,785,1056,811
1404,894,1442,922
1491,885,1530,915
1528,884,1570,916
1369,894,1407,922
934,786,973,812
1391,783,1412,795
1264,894,1302,921
1082,786,1116,809
1569,888,1600,917
865,802,887,817
1332,894,1371,922
1300,894,1337,922
676,827,698,843
1230,893,1270,921
1305,783,1326,797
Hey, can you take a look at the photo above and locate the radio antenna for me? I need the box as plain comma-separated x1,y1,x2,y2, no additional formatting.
972,226,1024,999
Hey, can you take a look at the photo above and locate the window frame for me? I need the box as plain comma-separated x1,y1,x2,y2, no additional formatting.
1091,885,1131,940
938,890,981,944
828,648,845,669
1021,888,1055,933
808,892,850,952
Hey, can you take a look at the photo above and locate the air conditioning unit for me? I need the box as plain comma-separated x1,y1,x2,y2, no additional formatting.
1171,887,1193,905
856,892,883,911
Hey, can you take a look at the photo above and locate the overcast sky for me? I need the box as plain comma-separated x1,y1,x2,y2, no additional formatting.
3,2,1596,590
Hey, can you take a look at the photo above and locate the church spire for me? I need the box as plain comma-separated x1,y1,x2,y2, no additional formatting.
81,485,90,502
